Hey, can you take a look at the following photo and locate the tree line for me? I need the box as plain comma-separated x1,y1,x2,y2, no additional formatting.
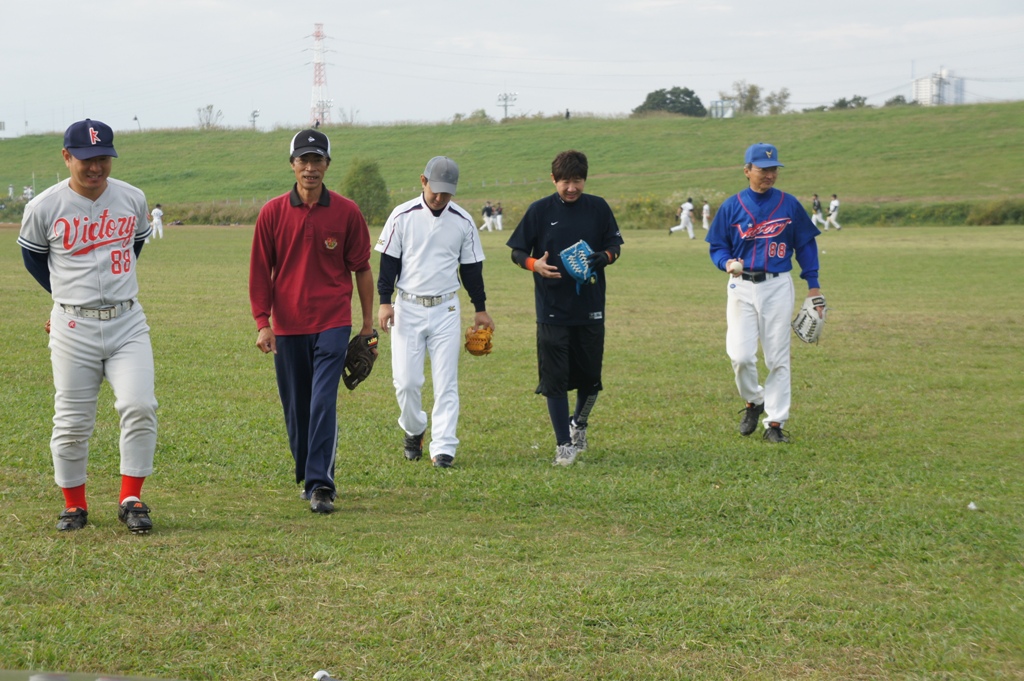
632,81,919,118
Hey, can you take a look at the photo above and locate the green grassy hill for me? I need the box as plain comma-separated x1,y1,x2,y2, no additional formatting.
2,102,1023,228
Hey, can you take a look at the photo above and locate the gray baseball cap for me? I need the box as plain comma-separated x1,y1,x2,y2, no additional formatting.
423,156,459,195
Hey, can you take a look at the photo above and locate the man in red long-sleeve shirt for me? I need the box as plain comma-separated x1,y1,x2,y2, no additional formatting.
249,129,376,514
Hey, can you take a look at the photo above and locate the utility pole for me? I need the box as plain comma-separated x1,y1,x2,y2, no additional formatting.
496,92,518,119
309,23,332,126
250,109,261,129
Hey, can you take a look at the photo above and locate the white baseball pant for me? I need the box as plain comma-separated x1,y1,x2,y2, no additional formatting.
670,215,694,238
391,296,462,458
48,301,157,487
725,273,794,428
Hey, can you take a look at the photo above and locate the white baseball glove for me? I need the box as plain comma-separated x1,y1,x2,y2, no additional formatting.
792,295,827,344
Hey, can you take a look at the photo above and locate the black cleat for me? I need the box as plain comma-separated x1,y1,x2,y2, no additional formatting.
310,488,335,514
56,506,88,532
404,432,424,461
431,454,454,469
738,402,765,436
118,500,153,534
762,423,790,443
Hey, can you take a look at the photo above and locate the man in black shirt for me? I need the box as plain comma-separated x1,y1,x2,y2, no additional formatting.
507,150,623,466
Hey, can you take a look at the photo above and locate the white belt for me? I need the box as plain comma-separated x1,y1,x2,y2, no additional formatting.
60,300,134,320
396,289,458,307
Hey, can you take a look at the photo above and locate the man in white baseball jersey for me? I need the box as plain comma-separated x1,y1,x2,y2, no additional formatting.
702,200,711,230
670,197,695,238
376,156,494,468
826,194,842,230
18,119,158,533
150,203,164,239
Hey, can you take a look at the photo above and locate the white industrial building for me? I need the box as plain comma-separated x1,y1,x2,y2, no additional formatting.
912,69,965,106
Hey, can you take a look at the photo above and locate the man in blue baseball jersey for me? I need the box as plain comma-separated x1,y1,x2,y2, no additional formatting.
706,143,824,443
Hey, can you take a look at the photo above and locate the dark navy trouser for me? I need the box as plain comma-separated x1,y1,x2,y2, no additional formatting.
274,326,350,496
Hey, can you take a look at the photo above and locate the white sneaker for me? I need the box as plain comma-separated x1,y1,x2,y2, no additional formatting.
570,419,588,452
553,443,578,466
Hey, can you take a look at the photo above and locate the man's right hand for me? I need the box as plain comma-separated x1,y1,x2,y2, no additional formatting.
378,304,395,333
256,326,276,354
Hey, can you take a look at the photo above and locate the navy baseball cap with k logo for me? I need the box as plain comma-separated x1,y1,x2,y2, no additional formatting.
744,142,784,168
64,119,118,160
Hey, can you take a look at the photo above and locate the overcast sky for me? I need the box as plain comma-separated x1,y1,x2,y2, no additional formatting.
1,0,1021,137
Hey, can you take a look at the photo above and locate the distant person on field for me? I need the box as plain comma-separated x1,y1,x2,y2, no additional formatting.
507,149,624,467
809,194,827,228
480,201,495,232
702,200,711,230
494,202,504,231
825,194,842,230
147,203,164,242
670,197,695,238
249,128,376,515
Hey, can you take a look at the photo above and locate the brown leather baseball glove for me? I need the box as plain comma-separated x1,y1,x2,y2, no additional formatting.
464,327,493,356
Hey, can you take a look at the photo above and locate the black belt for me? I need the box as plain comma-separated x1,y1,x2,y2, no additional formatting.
741,271,780,283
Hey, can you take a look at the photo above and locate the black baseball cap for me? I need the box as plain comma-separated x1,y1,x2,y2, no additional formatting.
64,119,118,160
290,129,331,160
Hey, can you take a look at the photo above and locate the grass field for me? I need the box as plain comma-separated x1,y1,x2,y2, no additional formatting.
0,224,1022,680
2,101,1023,228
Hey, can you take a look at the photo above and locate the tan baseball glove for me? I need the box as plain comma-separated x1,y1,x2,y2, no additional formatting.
792,295,827,344
465,327,493,356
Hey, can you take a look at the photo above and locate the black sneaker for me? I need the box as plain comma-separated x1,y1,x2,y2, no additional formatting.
310,488,335,514
738,402,765,436
118,499,153,534
404,432,424,461
432,454,454,468
762,423,790,443
56,506,88,532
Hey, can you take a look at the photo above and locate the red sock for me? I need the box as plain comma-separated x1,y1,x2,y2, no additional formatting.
62,484,87,511
119,475,146,504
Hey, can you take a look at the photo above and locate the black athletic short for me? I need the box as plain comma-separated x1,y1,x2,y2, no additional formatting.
535,323,605,397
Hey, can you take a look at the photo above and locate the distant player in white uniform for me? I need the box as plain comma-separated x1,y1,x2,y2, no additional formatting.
376,156,494,468
494,202,504,231
150,204,164,239
670,197,695,238
18,119,157,533
826,194,842,230
702,200,711,230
